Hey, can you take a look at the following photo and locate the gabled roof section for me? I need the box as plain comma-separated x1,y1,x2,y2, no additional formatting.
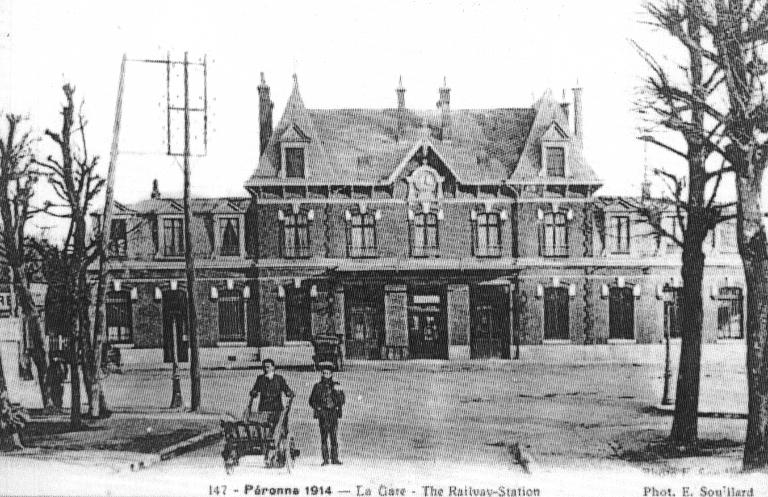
385,138,465,184
279,123,311,143
508,89,600,185
541,121,569,141
250,75,330,179
245,82,600,188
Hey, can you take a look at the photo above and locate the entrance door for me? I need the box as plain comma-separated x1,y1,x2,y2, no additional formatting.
664,287,682,338
471,285,510,358
408,289,447,359
345,286,383,359
162,290,189,363
543,287,569,340
218,289,244,342
609,287,635,339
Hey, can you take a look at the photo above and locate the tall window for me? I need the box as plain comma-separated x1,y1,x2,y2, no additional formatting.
219,217,241,256
285,147,305,178
475,212,501,257
284,213,310,258
106,290,132,344
411,212,439,257
663,215,683,254
163,218,185,257
611,216,631,254
719,220,738,253
546,147,565,177
664,287,682,338
285,287,311,341
347,212,377,258
541,212,568,257
109,219,127,258
717,287,743,339
218,289,245,342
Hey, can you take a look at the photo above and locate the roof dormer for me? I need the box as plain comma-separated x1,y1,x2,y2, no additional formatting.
540,122,570,178
279,123,310,178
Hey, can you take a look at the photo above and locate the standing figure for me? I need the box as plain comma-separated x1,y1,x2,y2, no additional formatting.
309,362,345,466
245,359,294,465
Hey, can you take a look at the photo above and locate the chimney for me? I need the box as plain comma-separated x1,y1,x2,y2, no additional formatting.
151,179,161,199
560,90,570,120
258,72,274,155
437,77,451,141
396,76,406,139
572,86,583,140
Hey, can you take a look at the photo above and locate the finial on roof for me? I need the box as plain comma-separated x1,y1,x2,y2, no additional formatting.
398,75,404,89
442,76,448,89
293,73,299,88
260,72,266,85
151,179,161,199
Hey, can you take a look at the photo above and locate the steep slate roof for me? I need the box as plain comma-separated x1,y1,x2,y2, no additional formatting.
113,197,250,216
245,80,600,187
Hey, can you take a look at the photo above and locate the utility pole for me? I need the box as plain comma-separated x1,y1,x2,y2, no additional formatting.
127,52,207,411
182,52,201,411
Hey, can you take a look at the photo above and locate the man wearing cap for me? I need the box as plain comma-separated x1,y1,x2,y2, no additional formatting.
309,362,345,466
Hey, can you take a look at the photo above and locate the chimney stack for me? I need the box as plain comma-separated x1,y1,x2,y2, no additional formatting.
572,86,583,140
396,76,406,139
151,179,161,199
560,89,570,120
258,72,274,155
437,77,451,140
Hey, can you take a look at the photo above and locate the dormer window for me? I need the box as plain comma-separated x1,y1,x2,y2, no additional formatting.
285,147,305,178
218,217,243,257
540,122,570,178
546,147,565,177
279,123,310,179
162,217,185,257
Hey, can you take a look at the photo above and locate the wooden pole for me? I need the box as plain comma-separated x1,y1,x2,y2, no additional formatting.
183,52,201,410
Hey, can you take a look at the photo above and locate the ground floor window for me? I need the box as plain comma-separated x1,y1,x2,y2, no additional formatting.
544,287,569,339
218,289,245,342
285,286,311,341
162,290,189,363
717,287,743,339
664,287,682,339
609,286,634,340
106,290,133,344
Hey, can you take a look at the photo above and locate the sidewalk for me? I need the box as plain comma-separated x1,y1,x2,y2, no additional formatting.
1,409,226,472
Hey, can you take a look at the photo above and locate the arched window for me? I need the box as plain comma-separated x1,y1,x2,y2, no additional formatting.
283,213,310,258
411,212,439,257
347,212,377,258
475,212,501,257
540,212,568,257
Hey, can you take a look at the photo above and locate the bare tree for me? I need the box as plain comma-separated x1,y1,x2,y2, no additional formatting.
0,114,53,409
635,0,733,446
36,84,105,427
705,0,768,471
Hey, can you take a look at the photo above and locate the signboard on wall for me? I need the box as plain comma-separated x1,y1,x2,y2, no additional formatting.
0,292,11,318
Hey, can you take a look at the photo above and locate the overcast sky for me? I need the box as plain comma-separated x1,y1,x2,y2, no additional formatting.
1,0,674,232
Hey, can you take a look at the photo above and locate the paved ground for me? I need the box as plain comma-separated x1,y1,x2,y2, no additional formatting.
106,343,748,472
1,343,755,496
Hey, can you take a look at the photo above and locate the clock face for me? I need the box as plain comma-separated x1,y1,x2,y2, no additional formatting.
416,171,437,192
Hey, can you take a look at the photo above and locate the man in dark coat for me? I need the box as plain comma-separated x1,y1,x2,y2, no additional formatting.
247,359,294,424
309,362,345,466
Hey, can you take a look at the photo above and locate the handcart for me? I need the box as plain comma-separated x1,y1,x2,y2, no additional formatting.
220,397,299,473
311,335,344,371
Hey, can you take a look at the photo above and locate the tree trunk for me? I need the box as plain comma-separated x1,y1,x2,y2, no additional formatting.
669,243,705,445
11,267,51,408
735,162,768,470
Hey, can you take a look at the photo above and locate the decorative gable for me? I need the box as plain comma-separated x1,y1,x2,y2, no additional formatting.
279,123,311,143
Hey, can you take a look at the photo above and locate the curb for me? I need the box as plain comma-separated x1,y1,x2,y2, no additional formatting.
129,428,224,471
651,404,747,419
